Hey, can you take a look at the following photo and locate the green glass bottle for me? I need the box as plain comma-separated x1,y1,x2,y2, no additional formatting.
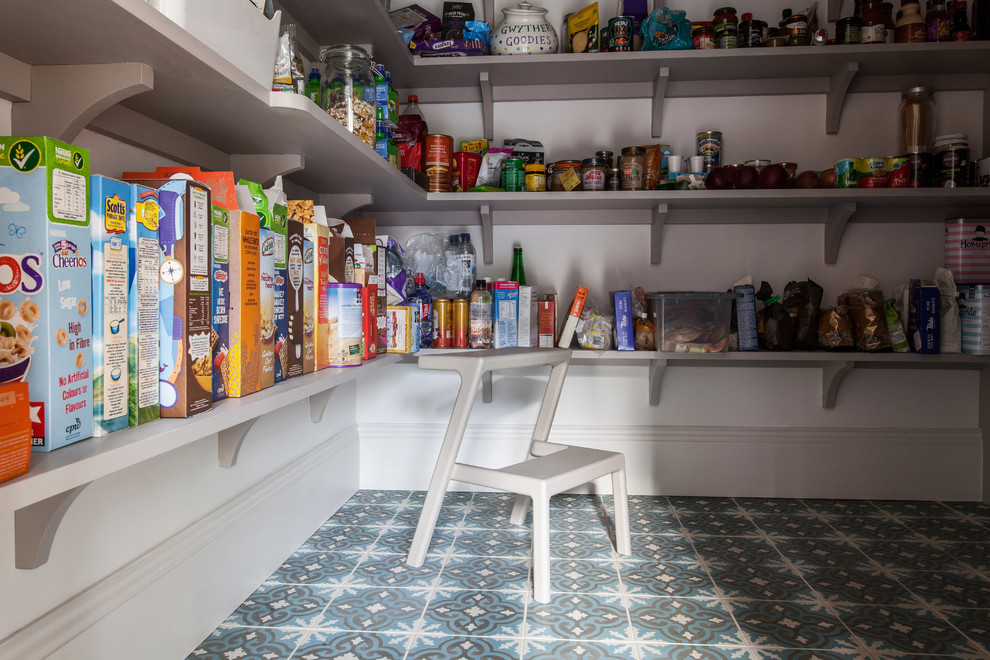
510,246,526,286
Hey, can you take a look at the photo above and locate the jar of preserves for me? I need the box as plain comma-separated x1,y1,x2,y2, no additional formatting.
780,9,811,45
692,22,716,48
899,85,936,154
713,7,739,48
881,2,896,41
620,147,646,190
501,158,525,191
859,0,887,43
548,160,583,191
933,133,970,187
321,45,377,148
581,158,607,191
524,163,546,191
836,16,862,43
738,13,766,46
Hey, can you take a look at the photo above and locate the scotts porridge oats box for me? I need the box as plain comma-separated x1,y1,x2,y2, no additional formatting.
128,185,160,425
90,175,132,436
0,137,93,451
158,178,213,418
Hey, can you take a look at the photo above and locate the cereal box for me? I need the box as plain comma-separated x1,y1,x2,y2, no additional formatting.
90,175,132,435
264,181,289,382
128,185,160,425
158,178,213,418
302,233,316,374
387,305,415,353
327,220,355,284
362,280,378,361
285,218,306,379
0,382,31,483
225,211,262,397
327,283,363,367
210,205,229,401
304,208,330,370
259,226,276,389
122,166,238,212
491,281,519,349
0,136,93,451
960,284,990,355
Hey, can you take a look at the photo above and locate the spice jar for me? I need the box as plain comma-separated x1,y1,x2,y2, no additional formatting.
548,160,583,191
933,133,970,187
836,16,862,43
899,85,936,154
321,45,377,148
620,147,646,190
581,158,607,191
692,22,716,48
713,7,739,48
524,163,546,192
780,8,811,45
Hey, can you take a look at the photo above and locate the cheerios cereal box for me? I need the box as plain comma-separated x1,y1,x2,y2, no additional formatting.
157,178,212,418
0,136,93,451
90,175,132,436
128,185,160,425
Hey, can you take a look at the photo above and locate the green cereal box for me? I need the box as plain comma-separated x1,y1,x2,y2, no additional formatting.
90,175,131,435
0,137,93,451
128,184,161,425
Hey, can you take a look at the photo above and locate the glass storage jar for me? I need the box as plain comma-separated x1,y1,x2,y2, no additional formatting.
581,158,607,190
548,160,583,191
321,45,376,148
713,6,739,47
620,147,646,190
899,85,936,154
524,163,546,191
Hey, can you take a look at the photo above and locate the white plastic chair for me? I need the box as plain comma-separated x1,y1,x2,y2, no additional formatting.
405,347,631,603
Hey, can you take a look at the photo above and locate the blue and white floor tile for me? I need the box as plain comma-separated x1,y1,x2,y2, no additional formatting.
189,492,990,659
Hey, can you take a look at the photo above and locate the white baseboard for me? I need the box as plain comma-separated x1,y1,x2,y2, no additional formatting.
359,423,983,501
1,427,361,660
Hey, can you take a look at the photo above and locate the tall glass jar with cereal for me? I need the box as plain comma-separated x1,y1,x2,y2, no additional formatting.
320,45,376,148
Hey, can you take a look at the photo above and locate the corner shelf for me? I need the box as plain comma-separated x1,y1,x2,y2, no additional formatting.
0,354,400,570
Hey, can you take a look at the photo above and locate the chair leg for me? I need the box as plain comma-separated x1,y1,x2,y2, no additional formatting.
531,495,552,603
406,483,446,567
510,493,529,525
611,468,631,556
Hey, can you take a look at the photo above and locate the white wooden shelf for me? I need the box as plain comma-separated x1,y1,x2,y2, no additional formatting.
0,354,400,570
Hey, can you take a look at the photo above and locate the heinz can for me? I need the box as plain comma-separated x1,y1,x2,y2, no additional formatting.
425,134,454,193
609,16,633,51
452,298,469,348
696,131,723,172
432,298,452,348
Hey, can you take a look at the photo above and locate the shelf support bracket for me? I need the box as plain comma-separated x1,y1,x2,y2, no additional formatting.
648,358,668,406
309,387,342,423
14,484,90,569
230,154,305,186
825,61,858,135
651,203,668,265
651,68,670,139
482,371,493,403
480,204,494,265
11,63,154,142
218,418,259,468
319,193,375,219
821,361,854,408
824,202,856,264
480,72,494,141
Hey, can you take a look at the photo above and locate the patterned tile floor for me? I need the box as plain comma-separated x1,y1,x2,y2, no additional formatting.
188,491,990,660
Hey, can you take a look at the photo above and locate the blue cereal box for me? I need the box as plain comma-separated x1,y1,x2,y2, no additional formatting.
960,284,990,355
211,206,230,401
158,179,213,418
611,290,635,351
128,185,160,425
0,137,93,451
90,176,131,435
263,188,288,383
491,281,519,349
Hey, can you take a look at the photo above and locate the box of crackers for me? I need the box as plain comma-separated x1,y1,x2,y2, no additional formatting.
0,137,94,451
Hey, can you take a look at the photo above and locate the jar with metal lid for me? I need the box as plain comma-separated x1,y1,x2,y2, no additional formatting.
501,158,525,191
779,9,810,45
836,16,862,43
899,85,936,154
548,160,583,191
620,147,646,191
606,168,621,190
933,133,970,187
321,45,377,148
596,150,614,169
581,158,607,191
738,13,766,46
524,163,546,192
692,22,716,48
859,0,887,43
713,7,739,48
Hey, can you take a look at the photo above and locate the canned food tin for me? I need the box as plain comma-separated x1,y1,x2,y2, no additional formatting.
524,163,546,192
863,157,888,175
432,298,452,348
834,158,857,188
425,134,454,193
934,134,970,188
886,156,910,187
907,150,930,188
609,16,633,51
452,298,469,348
697,131,723,171
501,158,525,192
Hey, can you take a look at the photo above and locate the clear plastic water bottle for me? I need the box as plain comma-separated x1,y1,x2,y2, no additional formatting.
408,272,433,348
469,279,492,348
459,233,477,298
444,234,461,297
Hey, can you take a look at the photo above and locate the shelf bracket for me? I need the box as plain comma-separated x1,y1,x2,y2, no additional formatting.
14,484,90,569
480,72,494,142
651,68,670,139
648,358,668,406
230,154,305,186
482,371,493,403
319,193,375,219
821,361,854,408
11,63,154,142
651,203,668,265
218,418,259,468
310,388,337,423
824,202,857,264
825,61,858,135
480,204,494,265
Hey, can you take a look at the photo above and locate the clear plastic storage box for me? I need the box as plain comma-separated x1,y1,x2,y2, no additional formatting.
648,292,740,353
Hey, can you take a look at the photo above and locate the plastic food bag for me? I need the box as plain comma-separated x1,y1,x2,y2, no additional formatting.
755,281,795,351
464,21,491,50
632,287,655,350
884,299,910,352
936,267,961,353
640,8,692,50
402,232,448,293
782,279,823,350
385,237,409,305
273,24,304,93
837,288,891,352
818,306,854,349
474,147,514,188
576,299,613,350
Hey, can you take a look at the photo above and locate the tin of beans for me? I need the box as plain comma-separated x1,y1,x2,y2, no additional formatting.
609,16,633,51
